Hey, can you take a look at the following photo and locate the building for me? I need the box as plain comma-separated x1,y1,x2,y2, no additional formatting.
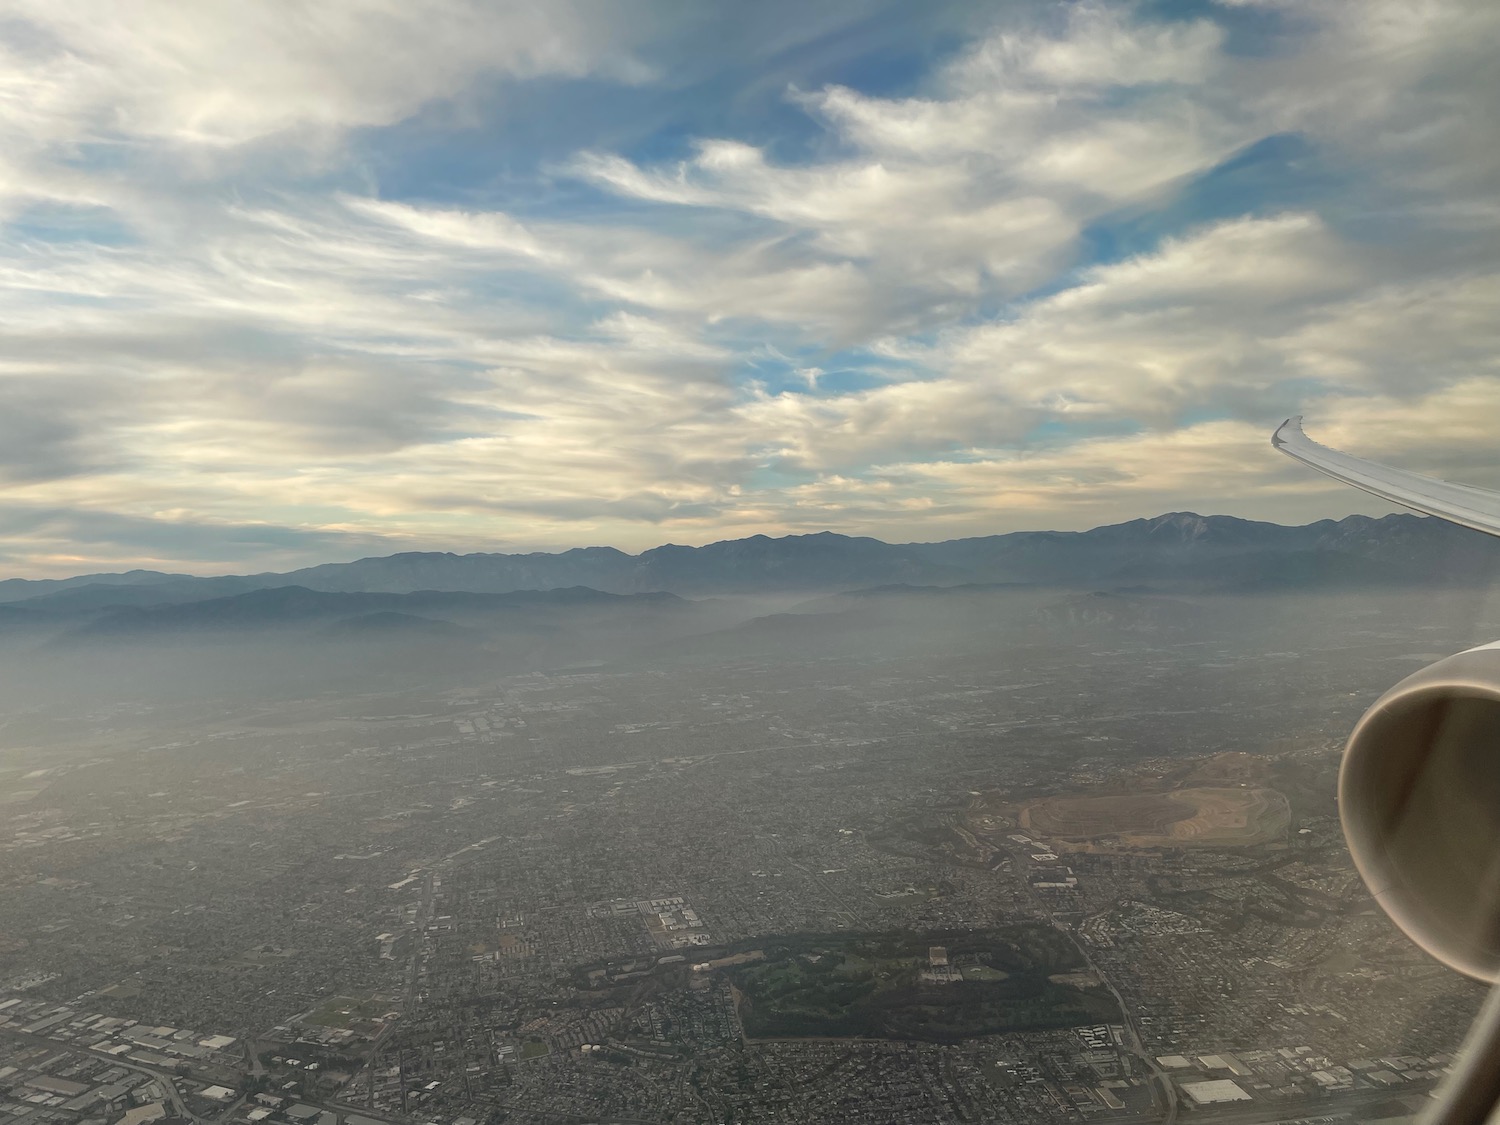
1180,1079,1252,1106
119,1105,166,1125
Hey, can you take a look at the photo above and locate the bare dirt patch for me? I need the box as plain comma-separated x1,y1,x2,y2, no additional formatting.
1019,786,1288,849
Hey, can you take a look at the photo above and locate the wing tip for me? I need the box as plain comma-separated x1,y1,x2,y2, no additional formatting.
1271,415,1304,450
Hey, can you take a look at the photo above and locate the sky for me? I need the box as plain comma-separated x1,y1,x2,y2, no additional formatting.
2,0,1499,577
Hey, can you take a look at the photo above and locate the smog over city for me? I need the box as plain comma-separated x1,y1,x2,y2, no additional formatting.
2,3,1499,1125
4,513,1500,1123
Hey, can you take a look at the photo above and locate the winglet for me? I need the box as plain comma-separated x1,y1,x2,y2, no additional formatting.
1273,417,1500,538
1270,415,1303,451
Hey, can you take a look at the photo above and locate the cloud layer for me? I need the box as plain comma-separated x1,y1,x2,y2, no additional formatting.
1,0,1498,575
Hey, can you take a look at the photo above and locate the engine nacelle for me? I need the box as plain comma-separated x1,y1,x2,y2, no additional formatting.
1342,641,1500,982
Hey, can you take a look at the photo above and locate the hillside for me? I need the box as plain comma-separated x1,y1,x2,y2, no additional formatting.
2,512,1496,611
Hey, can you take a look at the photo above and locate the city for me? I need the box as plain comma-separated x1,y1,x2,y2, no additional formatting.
0,580,1489,1124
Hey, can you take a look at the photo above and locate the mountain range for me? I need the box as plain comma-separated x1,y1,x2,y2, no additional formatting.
2,510,1497,709
3,512,1498,615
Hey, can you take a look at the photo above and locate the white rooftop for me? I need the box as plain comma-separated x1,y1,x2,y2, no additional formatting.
1181,1079,1251,1105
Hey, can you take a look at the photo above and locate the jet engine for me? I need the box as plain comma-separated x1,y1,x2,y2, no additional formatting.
1341,641,1500,982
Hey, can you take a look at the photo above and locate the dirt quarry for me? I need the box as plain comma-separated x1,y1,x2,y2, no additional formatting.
1018,786,1289,849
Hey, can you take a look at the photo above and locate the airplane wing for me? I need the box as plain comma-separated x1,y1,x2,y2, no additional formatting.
1272,416,1500,539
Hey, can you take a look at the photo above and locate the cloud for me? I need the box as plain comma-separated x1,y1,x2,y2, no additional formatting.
0,0,1498,575
768,379,1500,540
725,213,1368,470
0,1,649,147
0,502,406,574
0,376,133,484
565,4,1257,339
0,0,660,257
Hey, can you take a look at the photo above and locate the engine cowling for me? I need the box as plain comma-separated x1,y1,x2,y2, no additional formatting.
1342,641,1500,982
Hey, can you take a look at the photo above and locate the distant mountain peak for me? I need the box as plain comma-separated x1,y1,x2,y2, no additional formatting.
3,511,1496,607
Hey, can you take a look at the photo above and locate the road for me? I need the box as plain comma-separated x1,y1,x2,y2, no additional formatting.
1053,908,1180,1125
360,867,436,1110
0,1025,208,1125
